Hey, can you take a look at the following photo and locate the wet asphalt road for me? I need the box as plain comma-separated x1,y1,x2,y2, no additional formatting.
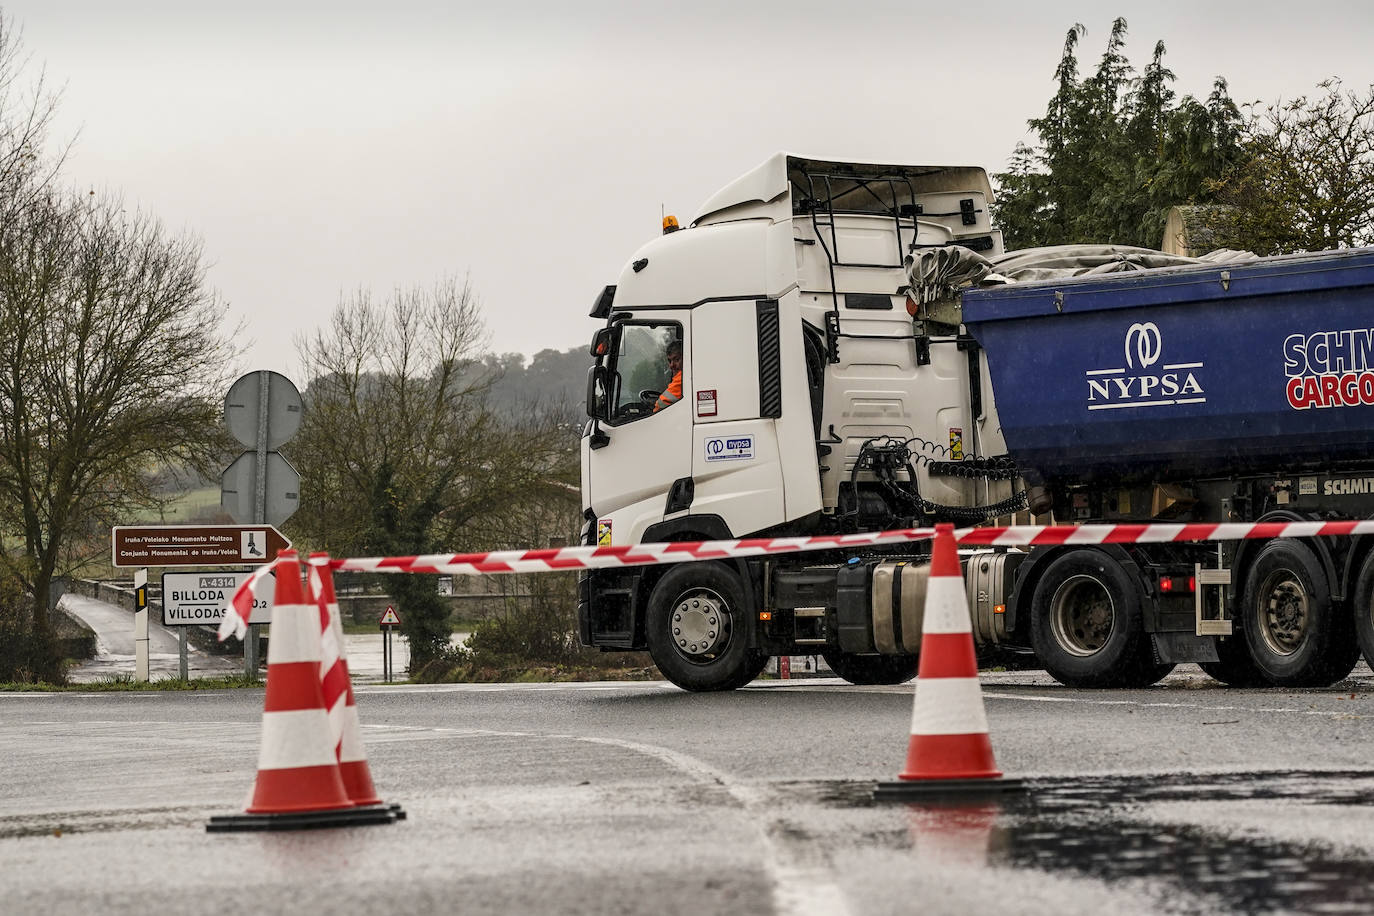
3,669,1374,915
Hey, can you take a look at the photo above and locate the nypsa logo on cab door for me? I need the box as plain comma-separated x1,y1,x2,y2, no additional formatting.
1084,323,1206,410
1284,328,1374,409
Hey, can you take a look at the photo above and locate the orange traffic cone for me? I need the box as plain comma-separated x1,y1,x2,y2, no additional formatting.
308,553,403,817
207,551,398,832
875,524,1024,799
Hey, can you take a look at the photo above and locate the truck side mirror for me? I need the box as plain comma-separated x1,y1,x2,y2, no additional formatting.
590,327,613,359
586,364,607,420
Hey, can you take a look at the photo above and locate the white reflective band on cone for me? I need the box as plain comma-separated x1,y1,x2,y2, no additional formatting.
910,678,991,737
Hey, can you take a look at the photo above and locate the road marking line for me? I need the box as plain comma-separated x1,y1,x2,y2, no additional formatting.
365,724,853,916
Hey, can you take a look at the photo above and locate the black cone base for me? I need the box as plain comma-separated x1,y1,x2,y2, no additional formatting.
206,803,404,832
873,777,1026,801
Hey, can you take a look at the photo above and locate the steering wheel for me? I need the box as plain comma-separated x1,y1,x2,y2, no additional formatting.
639,389,661,404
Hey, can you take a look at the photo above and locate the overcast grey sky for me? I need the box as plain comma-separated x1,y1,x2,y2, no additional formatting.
7,1,1374,380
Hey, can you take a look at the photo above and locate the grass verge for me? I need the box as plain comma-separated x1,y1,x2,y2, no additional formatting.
2,673,264,691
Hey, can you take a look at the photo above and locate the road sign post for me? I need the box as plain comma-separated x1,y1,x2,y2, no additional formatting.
107,526,289,683
135,569,149,682
221,370,303,676
380,605,401,683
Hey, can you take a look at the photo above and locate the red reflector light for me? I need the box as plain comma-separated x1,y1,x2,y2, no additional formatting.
1159,575,1198,593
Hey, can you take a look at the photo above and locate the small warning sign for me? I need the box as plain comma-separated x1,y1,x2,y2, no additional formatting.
379,605,401,627
949,427,964,460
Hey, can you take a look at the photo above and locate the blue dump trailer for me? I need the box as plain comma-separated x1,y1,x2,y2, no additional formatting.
961,247,1374,689
963,248,1374,487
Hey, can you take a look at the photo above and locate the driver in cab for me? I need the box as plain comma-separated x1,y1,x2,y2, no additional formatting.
653,340,683,412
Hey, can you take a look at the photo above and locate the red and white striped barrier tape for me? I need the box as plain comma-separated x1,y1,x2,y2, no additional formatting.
329,528,940,576
955,519,1374,547
326,519,1374,577
220,519,1374,639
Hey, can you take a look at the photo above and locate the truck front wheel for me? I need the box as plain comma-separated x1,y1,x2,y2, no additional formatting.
820,649,919,686
1030,549,1162,688
1242,540,1358,687
646,562,768,692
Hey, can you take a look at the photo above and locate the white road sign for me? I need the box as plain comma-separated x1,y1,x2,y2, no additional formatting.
224,370,303,451
219,452,301,526
160,571,274,627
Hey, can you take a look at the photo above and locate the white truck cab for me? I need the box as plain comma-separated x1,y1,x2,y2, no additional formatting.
583,153,1011,548
578,153,1018,690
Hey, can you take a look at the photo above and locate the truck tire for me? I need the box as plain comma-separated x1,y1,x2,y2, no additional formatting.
1354,551,1374,674
1199,636,1268,687
1030,549,1156,688
1240,540,1358,687
646,562,767,692
820,649,919,686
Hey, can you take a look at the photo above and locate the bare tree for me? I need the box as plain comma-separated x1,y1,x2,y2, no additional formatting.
292,277,578,671
0,191,236,682
0,14,233,682
0,13,65,213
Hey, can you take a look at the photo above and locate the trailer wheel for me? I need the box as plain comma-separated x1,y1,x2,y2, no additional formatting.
1030,549,1154,688
820,649,919,686
646,562,767,692
1240,540,1358,687
1199,636,1268,687
1354,552,1374,674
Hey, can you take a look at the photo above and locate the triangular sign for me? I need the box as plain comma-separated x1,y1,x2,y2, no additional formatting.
379,605,401,627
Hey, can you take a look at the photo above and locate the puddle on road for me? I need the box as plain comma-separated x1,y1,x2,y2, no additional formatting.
811,771,1374,914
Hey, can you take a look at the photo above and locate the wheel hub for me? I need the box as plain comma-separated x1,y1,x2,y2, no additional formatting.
1261,577,1308,655
1051,575,1114,657
671,591,726,658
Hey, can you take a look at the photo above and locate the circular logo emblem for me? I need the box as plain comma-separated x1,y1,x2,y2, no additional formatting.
1126,322,1162,369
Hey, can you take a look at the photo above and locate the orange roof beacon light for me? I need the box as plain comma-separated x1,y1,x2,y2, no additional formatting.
662,214,680,234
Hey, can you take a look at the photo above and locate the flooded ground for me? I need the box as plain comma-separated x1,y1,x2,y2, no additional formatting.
60,592,458,683
816,770,1374,915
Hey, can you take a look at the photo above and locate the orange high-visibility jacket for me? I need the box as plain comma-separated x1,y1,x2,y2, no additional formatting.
653,371,682,412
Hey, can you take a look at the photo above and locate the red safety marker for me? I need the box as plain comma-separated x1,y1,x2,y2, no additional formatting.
308,553,402,815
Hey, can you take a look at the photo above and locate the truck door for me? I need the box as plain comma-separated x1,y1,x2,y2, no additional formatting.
583,317,693,546
688,299,788,535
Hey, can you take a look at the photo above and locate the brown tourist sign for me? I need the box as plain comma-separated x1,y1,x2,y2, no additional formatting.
110,524,291,568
